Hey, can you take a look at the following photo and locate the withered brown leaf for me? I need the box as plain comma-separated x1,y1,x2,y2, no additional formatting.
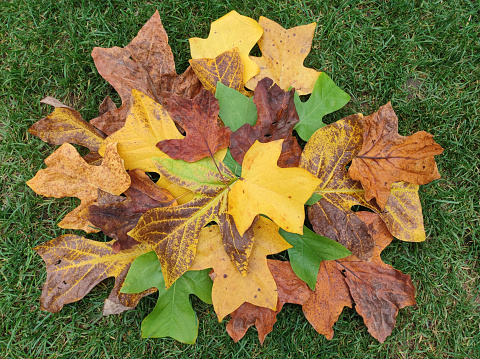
229,77,302,167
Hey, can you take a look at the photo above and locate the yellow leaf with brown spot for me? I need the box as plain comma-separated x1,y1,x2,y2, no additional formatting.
99,89,183,173
245,17,320,95
26,142,130,232
189,11,263,84
34,234,151,313
228,140,320,236
189,218,292,321
189,47,244,94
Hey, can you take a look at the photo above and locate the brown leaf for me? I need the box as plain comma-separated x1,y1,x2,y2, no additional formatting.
29,107,105,152
91,11,202,108
82,169,177,252
98,95,117,116
40,96,72,109
226,260,311,344
156,89,232,162
90,104,129,136
189,47,245,94
349,102,443,209
229,77,302,168
26,142,131,232
34,234,150,313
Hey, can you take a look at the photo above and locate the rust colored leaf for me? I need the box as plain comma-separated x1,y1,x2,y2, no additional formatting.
82,169,177,253
245,17,320,95
189,47,244,94
156,89,232,162
26,142,130,232
349,102,443,209
90,104,129,136
29,107,105,152
227,260,312,344
91,10,202,111
230,77,302,168
34,234,151,313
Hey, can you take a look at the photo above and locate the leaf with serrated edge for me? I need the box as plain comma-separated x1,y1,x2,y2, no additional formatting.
26,142,130,232
279,226,351,290
228,140,320,236
121,251,212,344
216,82,257,132
293,72,351,141
189,218,292,321
189,11,263,84
34,234,150,312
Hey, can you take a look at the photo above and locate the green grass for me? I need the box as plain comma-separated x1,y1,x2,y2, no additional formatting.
1,0,479,357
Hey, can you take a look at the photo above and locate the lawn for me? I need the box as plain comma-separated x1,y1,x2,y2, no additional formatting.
1,0,479,358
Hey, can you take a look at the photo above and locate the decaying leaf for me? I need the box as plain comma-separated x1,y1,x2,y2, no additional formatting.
90,103,129,136
29,107,105,151
189,10,263,84
34,234,150,312
156,89,232,162
229,77,302,168
228,140,320,236
121,251,212,344
26,142,130,232
349,102,443,209
245,17,320,95
189,47,245,94
226,260,312,344
189,218,292,321
82,169,177,252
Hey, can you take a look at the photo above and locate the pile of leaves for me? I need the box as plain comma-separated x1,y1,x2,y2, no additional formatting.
27,11,444,344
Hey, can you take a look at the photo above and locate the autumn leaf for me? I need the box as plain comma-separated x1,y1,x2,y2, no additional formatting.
156,89,232,162
99,89,183,173
245,17,320,95
26,142,130,232
189,10,263,84
189,47,245,94
120,251,212,344
92,10,201,108
222,149,243,177
229,77,302,168
215,82,257,132
293,72,351,141
90,103,129,136
226,260,312,344
349,102,443,209
29,107,105,152
228,140,320,236
189,218,292,321
128,157,237,287
81,169,177,252
279,226,352,290
34,234,150,312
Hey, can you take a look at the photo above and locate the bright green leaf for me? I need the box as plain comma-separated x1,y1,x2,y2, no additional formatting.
215,82,257,132
305,193,322,206
222,149,242,177
121,251,213,344
279,226,352,290
294,73,350,141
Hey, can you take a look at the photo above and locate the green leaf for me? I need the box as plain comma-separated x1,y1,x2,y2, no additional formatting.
222,149,242,177
279,227,352,290
293,73,351,141
305,193,322,205
121,251,213,344
215,81,257,132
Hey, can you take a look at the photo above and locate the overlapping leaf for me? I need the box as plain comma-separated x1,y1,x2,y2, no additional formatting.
215,82,257,132
349,102,443,209
245,17,320,95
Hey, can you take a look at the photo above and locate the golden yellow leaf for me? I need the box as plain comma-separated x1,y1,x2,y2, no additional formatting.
98,89,183,173
189,11,263,84
245,17,320,95
189,217,292,321
189,47,244,94
26,142,131,232
228,140,320,236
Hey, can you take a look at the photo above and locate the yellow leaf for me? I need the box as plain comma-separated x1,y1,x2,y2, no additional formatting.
189,217,291,321
189,11,263,84
99,89,183,173
228,140,321,236
245,17,320,95
26,142,130,232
